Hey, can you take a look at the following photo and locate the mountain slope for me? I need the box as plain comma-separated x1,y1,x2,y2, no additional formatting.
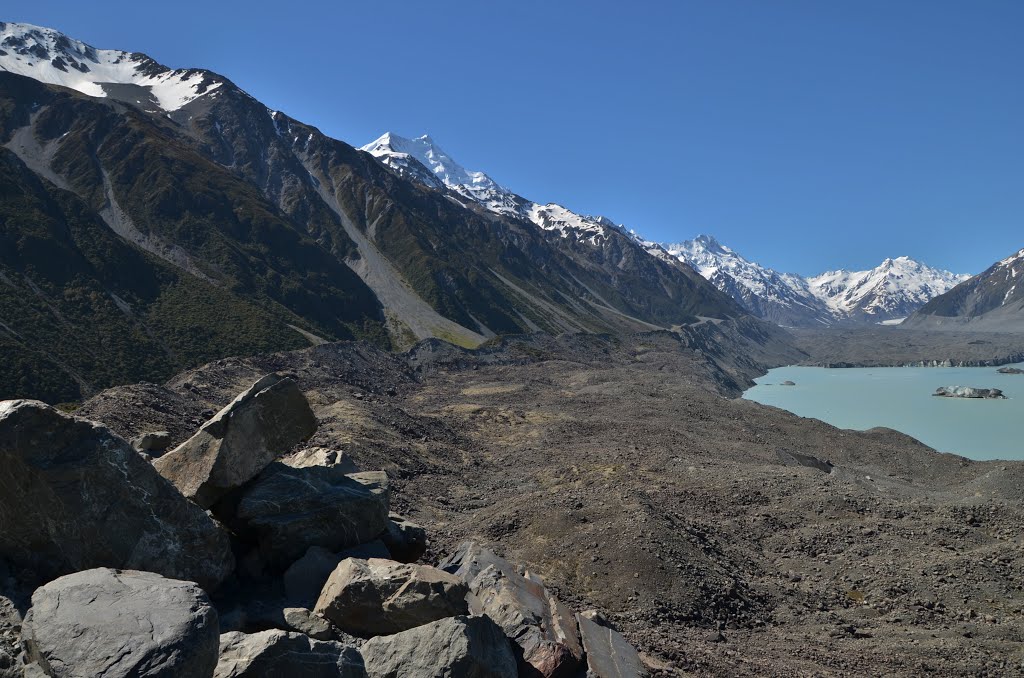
665,235,968,327
905,247,1024,330
0,22,741,400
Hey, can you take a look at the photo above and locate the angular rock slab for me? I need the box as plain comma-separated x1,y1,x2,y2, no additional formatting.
21,568,219,678
215,630,365,678
284,542,391,609
234,466,390,569
316,558,468,637
577,613,648,678
154,374,317,508
360,615,516,678
441,542,582,677
0,400,233,590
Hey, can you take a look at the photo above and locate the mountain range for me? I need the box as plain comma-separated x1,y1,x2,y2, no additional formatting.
661,235,970,327
0,21,738,402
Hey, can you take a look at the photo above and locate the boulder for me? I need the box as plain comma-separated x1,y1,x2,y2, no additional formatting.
131,430,172,455
232,466,390,569
21,568,219,678
380,514,427,564
316,558,468,637
441,542,583,678
0,400,233,590
360,615,516,678
284,542,390,608
997,366,1024,374
215,630,365,678
284,447,360,472
154,374,317,508
933,385,1006,399
283,608,335,641
576,612,648,678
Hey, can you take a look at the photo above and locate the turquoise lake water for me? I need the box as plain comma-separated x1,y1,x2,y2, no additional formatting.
743,364,1024,461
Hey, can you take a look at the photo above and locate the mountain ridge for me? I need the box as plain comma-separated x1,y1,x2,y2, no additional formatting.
0,22,741,401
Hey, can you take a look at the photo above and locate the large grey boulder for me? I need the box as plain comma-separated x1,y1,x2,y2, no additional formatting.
441,542,583,678
576,612,648,678
215,630,365,678
284,542,390,608
21,568,219,678
315,558,468,637
360,615,516,678
154,374,317,508
0,400,233,590
233,466,390,569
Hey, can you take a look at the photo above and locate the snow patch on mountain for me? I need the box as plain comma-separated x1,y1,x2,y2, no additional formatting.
0,22,221,111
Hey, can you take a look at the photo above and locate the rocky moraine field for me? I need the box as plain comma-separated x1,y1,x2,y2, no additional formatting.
1,319,1023,677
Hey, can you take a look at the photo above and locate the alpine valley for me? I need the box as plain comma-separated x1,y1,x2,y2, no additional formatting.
3,18,1024,678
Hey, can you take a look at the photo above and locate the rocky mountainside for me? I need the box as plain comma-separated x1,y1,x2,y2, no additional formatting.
905,247,1024,330
665,235,968,327
0,22,739,402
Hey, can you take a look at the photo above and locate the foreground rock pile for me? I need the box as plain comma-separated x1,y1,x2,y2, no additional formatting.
0,374,647,677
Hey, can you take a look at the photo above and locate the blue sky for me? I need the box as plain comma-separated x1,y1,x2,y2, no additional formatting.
8,1,1023,275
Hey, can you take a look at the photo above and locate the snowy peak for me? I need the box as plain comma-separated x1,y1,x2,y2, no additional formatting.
807,257,969,318
362,132,503,191
664,235,969,326
0,21,222,112
362,131,626,244
361,132,530,216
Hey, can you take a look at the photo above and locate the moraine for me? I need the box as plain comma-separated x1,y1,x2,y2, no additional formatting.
743,363,1024,461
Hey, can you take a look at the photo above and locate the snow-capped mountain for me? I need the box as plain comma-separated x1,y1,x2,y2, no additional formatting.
662,236,833,326
666,236,969,327
807,256,969,322
0,22,222,113
361,133,968,327
361,132,624,244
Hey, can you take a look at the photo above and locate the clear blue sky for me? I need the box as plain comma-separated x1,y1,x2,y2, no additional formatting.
8,1,1023,275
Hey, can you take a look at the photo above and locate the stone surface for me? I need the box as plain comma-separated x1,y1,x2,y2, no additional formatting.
0,400,234,590
380,514,427,564
154,374,318,508
233,466,390,569
284,447,360,472
283,607,335,641
131,430,172,454
21,568,219,678
359,615,516,678
215,630,365,678
316,558,468,637
441,542,583,677
576,613,648,678
933,385,1006,399
284,542,390,608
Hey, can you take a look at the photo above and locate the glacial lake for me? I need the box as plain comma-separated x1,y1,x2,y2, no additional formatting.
743,364,1024,461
